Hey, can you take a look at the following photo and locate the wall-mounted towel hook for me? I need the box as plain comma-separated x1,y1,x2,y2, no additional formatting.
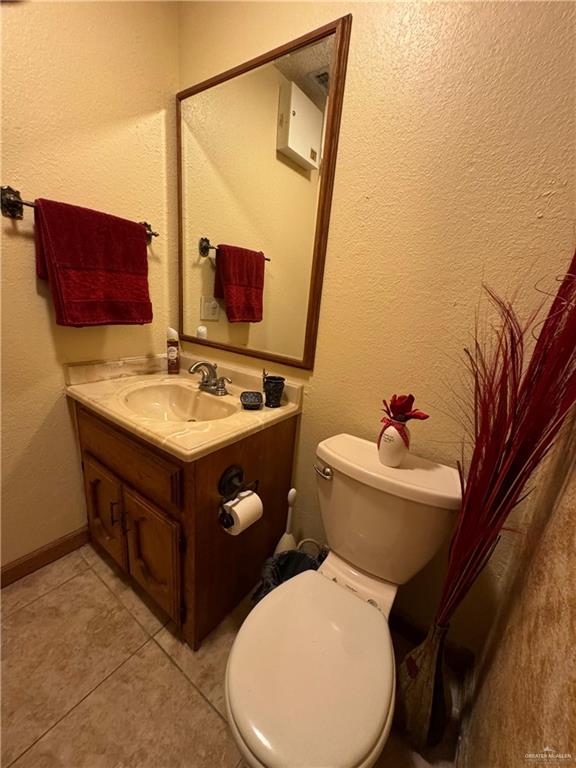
1,186,159,245
217,464,259,502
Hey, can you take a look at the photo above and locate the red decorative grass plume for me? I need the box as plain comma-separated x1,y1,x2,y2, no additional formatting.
435,249,576,626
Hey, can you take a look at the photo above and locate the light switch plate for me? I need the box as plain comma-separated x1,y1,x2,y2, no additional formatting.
200,296,220,321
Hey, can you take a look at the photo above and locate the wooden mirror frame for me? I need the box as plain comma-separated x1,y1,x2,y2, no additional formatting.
177,15,352,370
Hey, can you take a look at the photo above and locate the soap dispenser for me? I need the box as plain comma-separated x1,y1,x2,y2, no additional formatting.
167,327,180,374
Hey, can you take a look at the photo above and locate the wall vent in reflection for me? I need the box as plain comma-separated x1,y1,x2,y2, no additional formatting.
309,68,330,94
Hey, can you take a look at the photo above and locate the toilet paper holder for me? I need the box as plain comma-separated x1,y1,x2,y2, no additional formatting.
218,465,259,530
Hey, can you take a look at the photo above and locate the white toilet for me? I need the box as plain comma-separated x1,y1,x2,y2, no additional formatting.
225,433,461,768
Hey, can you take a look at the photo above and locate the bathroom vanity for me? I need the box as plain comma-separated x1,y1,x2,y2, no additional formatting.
66,357,301,649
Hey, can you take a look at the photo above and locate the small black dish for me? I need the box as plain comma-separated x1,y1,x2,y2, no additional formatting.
240,391,263,410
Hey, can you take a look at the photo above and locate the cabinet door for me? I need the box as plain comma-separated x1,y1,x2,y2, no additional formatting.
84,455,127,570
124,487,182,624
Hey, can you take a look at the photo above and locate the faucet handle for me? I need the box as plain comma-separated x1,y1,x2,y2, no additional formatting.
215,376,232,396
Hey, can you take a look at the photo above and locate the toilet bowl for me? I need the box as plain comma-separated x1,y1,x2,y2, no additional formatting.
226,434,461,768
225,569,396,768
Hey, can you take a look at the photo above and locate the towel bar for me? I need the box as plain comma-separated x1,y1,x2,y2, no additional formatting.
1,185,159,245
199,236,270,261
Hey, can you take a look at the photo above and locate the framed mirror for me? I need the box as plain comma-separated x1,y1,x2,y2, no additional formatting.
177,15,352,369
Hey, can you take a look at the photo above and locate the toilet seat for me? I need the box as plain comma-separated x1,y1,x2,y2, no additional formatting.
225,571,395,768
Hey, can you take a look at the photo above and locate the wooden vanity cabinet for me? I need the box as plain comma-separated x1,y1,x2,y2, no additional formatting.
72,402,298,649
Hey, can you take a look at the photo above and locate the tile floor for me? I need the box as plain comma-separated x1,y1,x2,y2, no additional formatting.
2,545,453,768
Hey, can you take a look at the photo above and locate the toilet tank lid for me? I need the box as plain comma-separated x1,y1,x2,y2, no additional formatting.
316,434,461,510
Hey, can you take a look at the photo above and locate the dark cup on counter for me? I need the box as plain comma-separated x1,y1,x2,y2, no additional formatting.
263,375,285,408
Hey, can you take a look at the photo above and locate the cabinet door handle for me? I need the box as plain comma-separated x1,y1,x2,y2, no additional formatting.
109,500,119,527
90,478,112,541
133,517,166,587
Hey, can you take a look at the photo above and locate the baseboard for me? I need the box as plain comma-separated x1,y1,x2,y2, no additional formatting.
1,526,89,588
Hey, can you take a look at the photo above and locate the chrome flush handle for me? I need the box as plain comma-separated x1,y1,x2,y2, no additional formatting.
313,464,333,480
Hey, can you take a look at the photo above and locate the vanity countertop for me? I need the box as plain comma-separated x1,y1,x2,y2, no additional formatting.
65,355,303,462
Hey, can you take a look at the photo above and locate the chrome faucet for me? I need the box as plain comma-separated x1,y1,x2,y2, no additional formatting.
188,361,231,396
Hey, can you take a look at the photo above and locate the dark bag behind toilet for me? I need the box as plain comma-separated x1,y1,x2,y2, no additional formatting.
252,549,327,604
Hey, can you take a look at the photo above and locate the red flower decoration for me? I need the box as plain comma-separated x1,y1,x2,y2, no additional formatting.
382,394,429,423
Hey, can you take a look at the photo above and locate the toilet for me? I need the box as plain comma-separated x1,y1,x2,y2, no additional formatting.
225,433,461,768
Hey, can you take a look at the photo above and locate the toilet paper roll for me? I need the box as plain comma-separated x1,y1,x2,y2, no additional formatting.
222,490,263,536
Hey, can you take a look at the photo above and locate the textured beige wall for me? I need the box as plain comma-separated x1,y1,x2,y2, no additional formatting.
179,2,575,650
458,437,576,768
1,1,573,659
181,64,318,358
1,2,179,564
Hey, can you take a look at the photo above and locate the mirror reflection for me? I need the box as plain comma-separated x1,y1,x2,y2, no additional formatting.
179,35,334,363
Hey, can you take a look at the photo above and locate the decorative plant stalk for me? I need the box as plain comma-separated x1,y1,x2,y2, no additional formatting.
397,250,576,750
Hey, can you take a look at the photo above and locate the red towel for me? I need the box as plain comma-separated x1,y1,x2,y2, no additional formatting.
214,244,265,323
35,199,152,326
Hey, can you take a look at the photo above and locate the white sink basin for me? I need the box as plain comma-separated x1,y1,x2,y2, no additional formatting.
122,382,240,423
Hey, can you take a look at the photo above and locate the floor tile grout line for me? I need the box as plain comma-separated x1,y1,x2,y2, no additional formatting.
6,548,239,764
5,636,153,768
82,546,170,636
151,633,229,726
14,550,227,722
85,548,230,729
2,563,91,618
87,556,169,639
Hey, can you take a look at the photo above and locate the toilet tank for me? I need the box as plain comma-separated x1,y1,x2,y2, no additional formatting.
315,434,461,584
